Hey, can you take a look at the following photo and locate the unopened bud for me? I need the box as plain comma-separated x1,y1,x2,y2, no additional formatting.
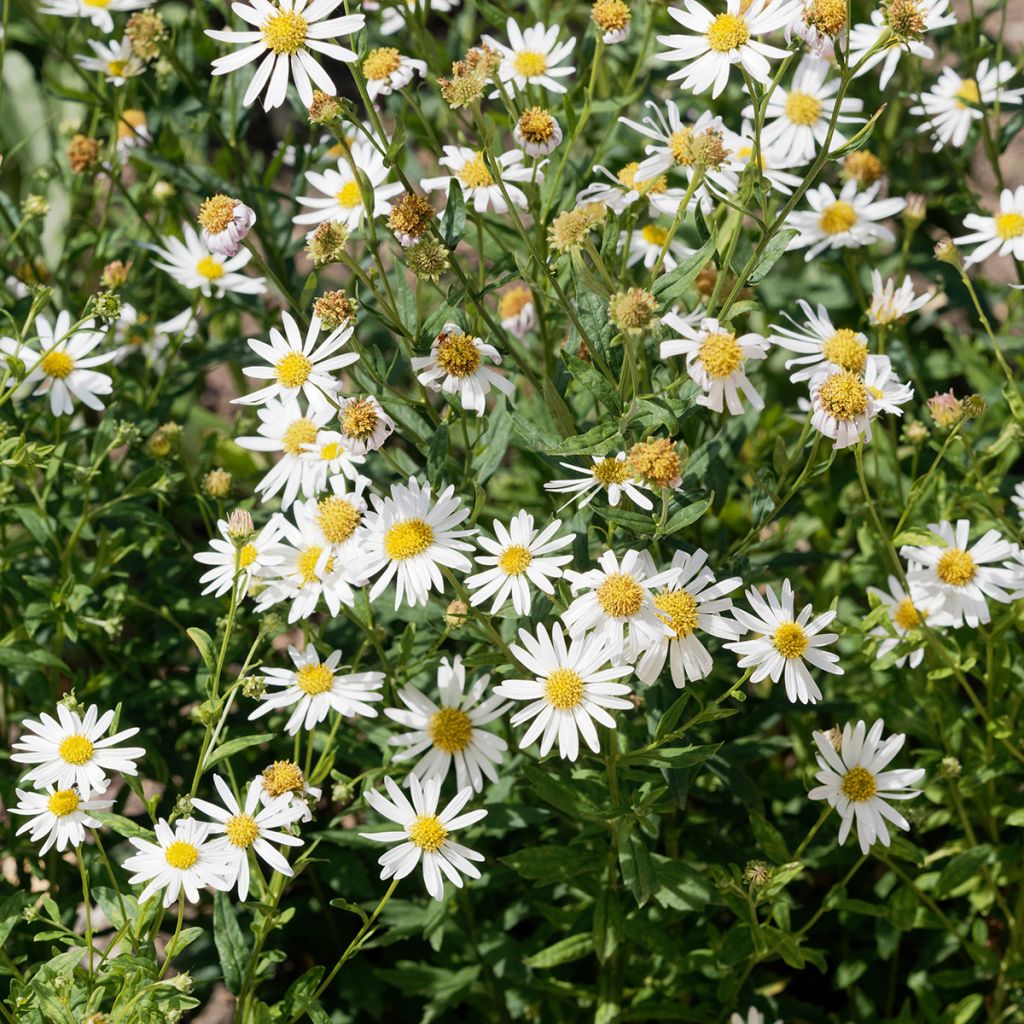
406,237,450,281
609,287,659,336
202,468,233,498
934,237,959,265
963,394,986,418
927,389,963,428
226,508,255,541
445,599,469,628
101,260,131,289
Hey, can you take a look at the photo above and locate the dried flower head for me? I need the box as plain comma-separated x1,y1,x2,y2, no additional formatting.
609,287,659,336
388,192,435,246
308,90,342,125
927,389,963,427
628,437,682,489
202,468,233,498
548,202,606,252
514,107,562,156
101,260,131,289
884,0,927,40
438,46,499,109
68,134,101,173
803,0,846,36
305,221,350,266
314,289,358,330
841,150,885,187
125,9,168,60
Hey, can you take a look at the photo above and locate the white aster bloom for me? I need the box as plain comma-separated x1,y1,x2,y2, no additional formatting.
194,515,285,599
363,46,427,100
293,142,404,232
808,719,925,854
288,474,371,563
867,270,935,325
336,395,396,454
867,575,940,669
12,703,145,798
562,549,680,665
901,519,1018,628
192,775,305,900
1012,481,1024,522
197,195,257,258
513,108,563,157
660,313,769,415
769,300,870,381
386,655,509,793
422,146,541,214
299,433,367,493
0,313,117,417
253,761,322,823
626,224,693,272
378,0,458,35
575,163,692,218
249,644,384,734
498,286,537,338
362,477,475,608
786,181,906,260
726,580,842,704
724,124,805,194
12,786,112,855
361,775,487,901
207,0,364,110
123,818,232,907
75,38,145,84
411,323,514,417
954,186,1024,266
655,0,801,98
635,549,744,688
730,1009,781,1024
465,510,574,616
911,60,1024,151
544,453,654,511
151,225,266,297
496,624,633,760
235,312,358,411
483,18,576,94
40,0,147,32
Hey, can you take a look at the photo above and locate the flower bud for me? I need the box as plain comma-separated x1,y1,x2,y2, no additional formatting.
91,291,122,323
841,150,885,187
226,508,255,541
202,468,233,498
125,9,168,60
445,599,469,628
305,221,349,266
406,237,450,281
927,389,963,428
933,237,960,265
101,260,131,289
963,393,986,418
22,194,49,218
609,287,659,336
387,192,435,247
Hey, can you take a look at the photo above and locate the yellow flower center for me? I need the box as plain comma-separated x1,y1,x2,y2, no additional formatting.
596,572,645,618
592,0,631,31
699,331,743,379
261,8,308,55
706,12,749,51
995,212,1024,240
196,255,225,280
821,328,867,372
58,734,94,765
107,59,128,77
545,667,586,710
363,47,402,80
428,707,474,753
435,331,481,377
498,544,533,575
617,162,667,194
281,417,318,455
262,760,305,797
341,398,379,440
40,351,74,379
668,127,695,166
654,589,700,638
117,108,146,139
335,181,363,209
320,441,341,460
198,193,236,236
408,813,448,850
83,0,111,7
297,545,334,584
817,370,869,420
317,495,361,544
642,224,669,247
840,765,877,802
819,200,858,235
955,78,980,107
47,789,81,817
165,840,199,870
772,621,809,659
274,351,313,389
591,457,631,486
296,662,334,695
458,153,494,190
383,518,434,560
893,597,926,631
936,548,976,587
513,50,548,77
518,107,556,143
785,91,823,125
498,286,533,319
225,813,260,848
239,543,258,568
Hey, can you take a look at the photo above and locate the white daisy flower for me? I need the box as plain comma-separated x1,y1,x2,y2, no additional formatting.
1012,481,1024,522
660,313,769,415
293,142,404,232
786,181,906,260
808,719,926,854
498,286,537,339
206,0,364,110
235,312,358,412
40,0,147,33
901,519,1018,628
867,270,935,325
248,643,383,734
849,0,956,91
151,225,266,297
253,761,322,823
495,623,633,761
123,818,232,907
115,108,151,152
12,703,145,798
362,477,475,609
575,163,691,218
236,396,334,510
386,655,509,793
362,46,427,100
750,55,864,164
635,549,744,688
334,395,395,455
465,510,574,616
769,301,870,381
482,18,576,95
411,323,514,417
289,473,371,563
0,313,117,417
192,775,305,900
726,580,842,704
197,195,257,258
911,60,1024,151
730,1009,781,1024
194,515,286,599
378,0,458,35
954,186,1024,266
12,786,113,855
75,37,145,85
513,108,563,157
361,775,487,901
867,575,941,669
724,125,804,194
299,433,367,494
655,0,801,98
544,453,654,511
422,146,541,215
625,224,693,272
562,549,680,665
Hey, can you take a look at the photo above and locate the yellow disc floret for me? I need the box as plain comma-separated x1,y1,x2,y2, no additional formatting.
261,8,308,55
282,417,318,455
840,765,877,802
498,544,533,575
822,329,867,373
296,662,334,695
513,50,548,77
275,351,313,388
41,351,75,379
384,518,434,560
820,200,857,235
706,12,750,51
936,548,976,587
59,734,95,765
335,181,363,209
435,331,481,377
225,813,260,848
596,572,645,618
545,667,585,710
165,840,199,870
318,495,361,544
654,589,700,638
198,194,237,236
342,399,380,441
363,47,402,80
699,331,743,379
995,212,1024,240
772,621,809,659
893,598,926,631
458,153,494,189
408,813,448,851
591,457,631,486
196,255,225,280
262,760,306,797
239,544,258,568
785,91,823,125
428,707,474,752
47,789,81,817
817,371,869,420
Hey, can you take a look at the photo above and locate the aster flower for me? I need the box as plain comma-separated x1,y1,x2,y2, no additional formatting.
544,453,654,511
194,515,285,599
253,761,322,823
786,181,906,260
498,286,537,338
867,270,935,325
725,125,805,193
40,0,148,33
336,395,395,454
867,576,940,669
575,163,691,218
363,46,427,100
513,107,563,157
626,224,693,271
197,194,257,257
482,19,576,94
954,186,1024,266
422,146,541,214
151,225,266,297
769,301,870,381
378,0,459,35
12,786,113,855
288,474,371,564
298,434,367,494
75,37,146,84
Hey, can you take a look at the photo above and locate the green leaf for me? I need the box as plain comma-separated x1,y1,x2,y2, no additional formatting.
619,743,721,769
658,496,713,537
651,235,717,303
0,892,34,947
893,528,947,548
538,422,622,456
525,932,594,969
934,845,991,898
522,764,607,821
592,888,622,963
186,627,216,671
749,813,790,864
500,846,604,883
90,812,156,842
204,733,275,771
329,898,369,926
563,351,622,415
440,179,467,248
748,228,798,284
214,889,251,994
617,820,657,907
